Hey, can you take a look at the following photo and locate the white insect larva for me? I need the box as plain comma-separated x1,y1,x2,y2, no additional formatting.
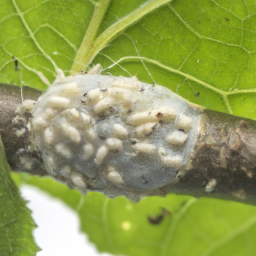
127,108,176,126
15,99,36,114
55,68,66,83
158,147,166,157
63,126,81,143
175,115,192,132
108,87,132,103
33,116,48,131
105,138,122,150
71,173,87,192
132,143,156,155
68,108,80,119
12,116,26,126
15,128,26,137
41,108,55,121
80,113,91,127
94,98,115,114
60,165,71,177
150,108,177,122
205,179,217,193
95,145,109,165
127,111,153,126
31,65,203,200
86,88,103,105
60,82,82,98
87,63,101,74
82,143,94,160
62,108,86,127
107,170,124,184
44,127,54,145
45,156,56,175
111,76,140,90
112,124,128,140
19,156,33,170
133,122,157,138
166,130,187,146
160,155,183,168
26,122,32,132
46,96,71,110
55,143,72,159
86,127,96,142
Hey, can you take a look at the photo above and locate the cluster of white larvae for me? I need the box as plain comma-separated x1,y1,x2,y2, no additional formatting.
31,65,203,199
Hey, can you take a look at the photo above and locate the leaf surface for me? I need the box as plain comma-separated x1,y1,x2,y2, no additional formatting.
1,0,256,118
0,139,39,256
17,174,256,256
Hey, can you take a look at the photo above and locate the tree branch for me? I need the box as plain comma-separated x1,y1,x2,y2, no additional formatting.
1,79,256,205
165,109,256,205
0,84,47,176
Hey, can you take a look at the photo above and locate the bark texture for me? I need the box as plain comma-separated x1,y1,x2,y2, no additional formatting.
0,84,47,176
165,109,256,205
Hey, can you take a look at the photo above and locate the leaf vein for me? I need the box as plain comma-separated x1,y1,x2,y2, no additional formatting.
11,0,57,70
160,198,197,256
201,215,256,256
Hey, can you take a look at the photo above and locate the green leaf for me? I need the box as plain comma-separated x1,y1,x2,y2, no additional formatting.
0,138,39,256
18,175,256,256
3,1,256,256
1,0,256,119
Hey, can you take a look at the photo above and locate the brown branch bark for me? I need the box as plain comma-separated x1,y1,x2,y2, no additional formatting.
164,110,256,205
1,83,256,205
0,84,47,176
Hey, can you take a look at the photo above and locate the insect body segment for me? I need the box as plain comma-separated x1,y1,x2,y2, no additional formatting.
31,66,203,201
